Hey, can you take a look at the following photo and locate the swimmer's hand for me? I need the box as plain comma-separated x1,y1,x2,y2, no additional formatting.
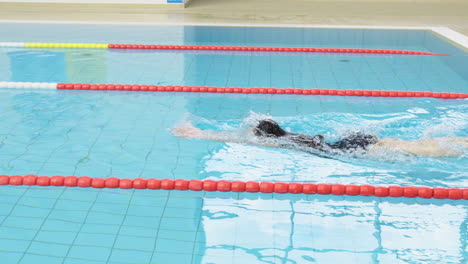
172,123,204,138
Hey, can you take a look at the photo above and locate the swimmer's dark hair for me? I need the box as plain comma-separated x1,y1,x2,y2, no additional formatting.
253,119,287,137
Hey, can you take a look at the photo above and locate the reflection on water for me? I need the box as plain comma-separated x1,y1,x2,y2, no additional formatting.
199,193,466,263
0,185,464,263
2,48,107,83
1,45,468,93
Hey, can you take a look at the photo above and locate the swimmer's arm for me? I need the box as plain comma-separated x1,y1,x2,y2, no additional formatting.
196,130,282,148
194,130,249,144
172,124,279,147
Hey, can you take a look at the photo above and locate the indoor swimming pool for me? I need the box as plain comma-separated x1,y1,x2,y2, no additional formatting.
0,23,466,264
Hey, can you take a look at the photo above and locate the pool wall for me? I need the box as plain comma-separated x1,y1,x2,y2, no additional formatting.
0,0,190,6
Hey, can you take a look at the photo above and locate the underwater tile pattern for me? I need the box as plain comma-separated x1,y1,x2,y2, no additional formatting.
0,25,466,264
0,25,467,93
0,187,466,264
0,90,466,186
1,48,467,93
0,89,466,263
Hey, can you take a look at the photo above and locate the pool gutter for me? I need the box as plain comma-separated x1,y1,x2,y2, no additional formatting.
0,20,467,51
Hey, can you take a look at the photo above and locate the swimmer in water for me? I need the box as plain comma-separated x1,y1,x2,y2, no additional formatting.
173,119,467,157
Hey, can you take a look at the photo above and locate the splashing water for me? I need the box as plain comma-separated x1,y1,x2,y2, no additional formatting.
185,107,467,187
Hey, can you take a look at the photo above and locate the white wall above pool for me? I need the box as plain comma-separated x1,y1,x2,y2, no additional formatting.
0,0,190,5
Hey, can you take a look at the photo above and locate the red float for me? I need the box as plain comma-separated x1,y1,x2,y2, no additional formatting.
274,182,288,193
50,176,65,186
403,187,418,198
23,175,37,185
55,83,467,99
188,179,203,191
91,178,105,188
447,188,463,200
217,180,232,192
160,179,175,190
147,179,161,190
36,176,50,186
77,176,92,187
0,175,465,200
288,183,303,194
133,178,148,189
389,186,404,197
64,176,78,187
309,89,319,95
105,177,120,188
302,183,317,194
9,175,23,185
231,181,245,192
417,187,433,198
331,184,345,195
174,179,189,190
245,181,260,192
316,184,331,195
359,185,374,196
119,179,133,189
345,185,360,196
433,188,449,199
203,180,217,192
259,182,274,193
374,187,389,197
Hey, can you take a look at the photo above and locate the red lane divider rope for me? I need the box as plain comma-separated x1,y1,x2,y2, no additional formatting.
57,83,468,99
108,44,446,56
1,175,466,200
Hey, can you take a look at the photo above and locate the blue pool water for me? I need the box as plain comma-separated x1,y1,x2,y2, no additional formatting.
0,24,467,93
0,24,467,264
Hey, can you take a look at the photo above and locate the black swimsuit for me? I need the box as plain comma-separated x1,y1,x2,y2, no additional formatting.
328,133,378,152
284,132,378,154
252,119,378,155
